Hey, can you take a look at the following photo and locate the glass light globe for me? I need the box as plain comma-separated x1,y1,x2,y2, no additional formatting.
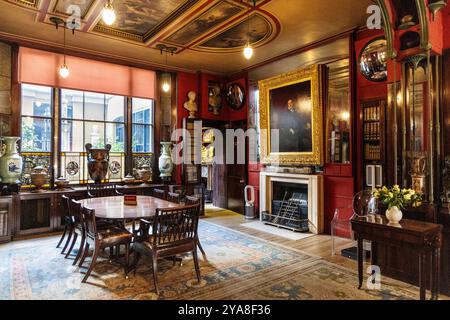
162,82,170,93
59,63,70,78
243,43,253,60
102,3,116,26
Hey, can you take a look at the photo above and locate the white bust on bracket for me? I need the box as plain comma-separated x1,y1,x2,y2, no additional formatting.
184,90,198,119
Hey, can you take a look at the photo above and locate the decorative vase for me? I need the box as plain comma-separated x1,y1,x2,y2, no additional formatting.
137,165,152,184
55,176,69,190
31,166,48,193
0,136,23,184
158,142,173,180
85,143,111,184
386,206,403,225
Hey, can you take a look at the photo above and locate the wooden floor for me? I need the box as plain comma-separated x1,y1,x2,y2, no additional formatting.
203,205,357,270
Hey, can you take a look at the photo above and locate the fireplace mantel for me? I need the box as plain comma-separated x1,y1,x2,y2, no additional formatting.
259,172,324,234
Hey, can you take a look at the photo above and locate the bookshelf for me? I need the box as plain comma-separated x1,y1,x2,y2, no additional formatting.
361,99,386,188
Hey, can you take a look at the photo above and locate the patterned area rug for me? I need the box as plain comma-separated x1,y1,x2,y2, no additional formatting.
0,220,420,300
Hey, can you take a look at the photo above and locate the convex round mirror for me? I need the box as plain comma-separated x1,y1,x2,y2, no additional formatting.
359,38,388,82
226,83,246,110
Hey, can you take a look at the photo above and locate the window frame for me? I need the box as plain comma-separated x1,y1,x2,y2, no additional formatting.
19,83,156,186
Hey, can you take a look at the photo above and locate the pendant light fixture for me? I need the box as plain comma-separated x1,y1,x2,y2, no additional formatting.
102,0,116,26
51,17,70,78
156,44,177,93
59,23,70,78
243,0,256,60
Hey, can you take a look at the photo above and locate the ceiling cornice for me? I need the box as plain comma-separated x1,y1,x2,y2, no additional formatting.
0,30,198,74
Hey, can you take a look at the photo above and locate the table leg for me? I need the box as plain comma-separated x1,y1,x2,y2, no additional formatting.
432,248,440,300
419,252,426,300
371,241,378,266
357,238,363,290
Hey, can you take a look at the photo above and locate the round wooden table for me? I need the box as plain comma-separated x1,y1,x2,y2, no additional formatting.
78,195,182,220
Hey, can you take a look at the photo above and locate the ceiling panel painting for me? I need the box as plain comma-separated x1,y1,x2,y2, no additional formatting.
9,0,39,8
53,0,95,18
166,0,243,45
198,14,272,50
94,0,196,41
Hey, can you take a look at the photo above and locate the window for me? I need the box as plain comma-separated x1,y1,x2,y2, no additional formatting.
60,89,126,183
21,84,52,152
61,90,125,152
132,98,154,153
131,98,154,179
20,84,53,187
19,85,155,186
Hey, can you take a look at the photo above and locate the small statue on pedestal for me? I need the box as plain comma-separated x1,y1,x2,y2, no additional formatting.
183,91,198,119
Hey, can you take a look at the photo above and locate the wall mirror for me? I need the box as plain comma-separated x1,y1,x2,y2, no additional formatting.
359,38,388,82
226,83,246,110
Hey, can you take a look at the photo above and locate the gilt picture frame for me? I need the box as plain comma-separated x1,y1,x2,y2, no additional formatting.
259,64,324,165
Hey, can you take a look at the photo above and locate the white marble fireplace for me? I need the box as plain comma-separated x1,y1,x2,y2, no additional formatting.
259,172,324,234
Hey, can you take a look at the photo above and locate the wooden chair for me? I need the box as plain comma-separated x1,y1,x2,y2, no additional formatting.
64,199,85,262
87,183,122,198
78,206,133,283
132,204,201,294
167,192,181,204
185,195,206,257
58,195,75,255
152,188,166,200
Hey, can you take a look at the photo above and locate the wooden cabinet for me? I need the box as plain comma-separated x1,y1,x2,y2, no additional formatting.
0,184,162,241
0,196,13,243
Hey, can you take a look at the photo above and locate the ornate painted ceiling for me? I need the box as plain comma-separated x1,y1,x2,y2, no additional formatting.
0,0,372,74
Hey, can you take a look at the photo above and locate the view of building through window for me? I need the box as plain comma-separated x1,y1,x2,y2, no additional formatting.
20,84,154,184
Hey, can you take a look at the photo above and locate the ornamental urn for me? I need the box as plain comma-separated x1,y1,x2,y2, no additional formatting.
85,143,111,184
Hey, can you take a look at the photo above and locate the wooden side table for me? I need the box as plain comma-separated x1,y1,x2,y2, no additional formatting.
351,215,442,300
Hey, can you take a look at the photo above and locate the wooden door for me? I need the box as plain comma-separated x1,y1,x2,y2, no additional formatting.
227,122,247,214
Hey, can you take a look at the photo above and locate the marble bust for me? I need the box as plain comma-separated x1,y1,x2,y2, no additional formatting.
184,91,198,119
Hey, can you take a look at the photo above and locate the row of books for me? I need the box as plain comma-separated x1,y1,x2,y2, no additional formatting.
364,143,381,161
364,122,380,141
363,105,381,121
0,211,8,236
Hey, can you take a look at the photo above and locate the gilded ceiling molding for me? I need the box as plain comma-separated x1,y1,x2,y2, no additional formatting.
51,0,96,19
193,12,278,53
93,25,143,42
143,0,200,42
10,0,39,8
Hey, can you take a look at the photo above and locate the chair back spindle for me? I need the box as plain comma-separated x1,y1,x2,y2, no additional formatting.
152,188,166,200
82,207,98,239
87,183,121,198
167,192,181,204
152,204,200,246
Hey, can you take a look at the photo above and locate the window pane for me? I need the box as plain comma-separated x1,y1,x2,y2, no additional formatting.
21,117,52,152
61,89,84,119
106,95,125,122
132,98,153,124
61,120,84,152
84,92,105,121
132,124,152,153
106,123,125,152
21,84,52,117
84,122,105,148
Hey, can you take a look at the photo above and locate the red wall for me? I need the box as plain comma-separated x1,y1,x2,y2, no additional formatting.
175,71,249,184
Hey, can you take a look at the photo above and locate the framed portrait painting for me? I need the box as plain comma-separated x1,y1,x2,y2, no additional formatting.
259,64,324,165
